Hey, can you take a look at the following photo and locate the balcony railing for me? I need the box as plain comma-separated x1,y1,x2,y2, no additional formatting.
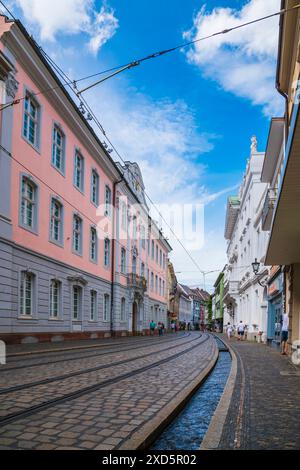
127,273,147,292
262,188,277,231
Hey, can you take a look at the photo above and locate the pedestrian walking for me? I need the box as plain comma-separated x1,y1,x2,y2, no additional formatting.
171,322,175,333
158,322,163,337
161,322,165,335
237,320,245,340
281,312,289,355
149,320,156,336
226,322,233,340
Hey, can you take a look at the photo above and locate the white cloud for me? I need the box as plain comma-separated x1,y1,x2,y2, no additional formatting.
11,0,118,53
88,4,119,55
85,82,234,285
87,86,215,205
184,0,284,116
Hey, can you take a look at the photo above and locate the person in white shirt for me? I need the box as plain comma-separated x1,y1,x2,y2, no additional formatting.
281,312,289,355
226,322,233,340
237,321,245,341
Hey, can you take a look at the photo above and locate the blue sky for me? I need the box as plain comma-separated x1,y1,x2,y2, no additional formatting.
3,0,283,290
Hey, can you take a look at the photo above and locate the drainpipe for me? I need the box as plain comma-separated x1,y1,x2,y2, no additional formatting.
110,179,123,337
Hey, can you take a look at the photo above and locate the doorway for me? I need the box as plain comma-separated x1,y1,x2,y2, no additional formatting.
132,301,138,335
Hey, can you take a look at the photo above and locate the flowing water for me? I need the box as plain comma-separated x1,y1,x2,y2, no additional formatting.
151,338,231,450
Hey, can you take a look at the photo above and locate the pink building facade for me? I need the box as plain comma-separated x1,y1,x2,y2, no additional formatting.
0,15,171,344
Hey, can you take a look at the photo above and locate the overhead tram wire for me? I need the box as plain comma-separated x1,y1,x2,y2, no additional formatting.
1,2,300,111
37,47,207,278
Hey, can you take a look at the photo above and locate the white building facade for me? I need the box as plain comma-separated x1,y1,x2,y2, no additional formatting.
224,138,270,340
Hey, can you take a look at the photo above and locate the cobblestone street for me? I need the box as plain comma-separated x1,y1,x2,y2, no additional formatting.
217,335,300,450
0,332,218,450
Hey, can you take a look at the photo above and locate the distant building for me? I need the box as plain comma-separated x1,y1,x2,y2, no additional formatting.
212,271,225,332
167,261,178,328
177,284,193,328
224,138,269,340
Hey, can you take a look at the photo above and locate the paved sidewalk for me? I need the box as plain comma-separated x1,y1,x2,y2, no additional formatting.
218,335,300,450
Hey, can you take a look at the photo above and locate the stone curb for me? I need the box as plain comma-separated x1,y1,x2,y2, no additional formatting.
119,339,219,450
6,334,180,358
200,337,237,450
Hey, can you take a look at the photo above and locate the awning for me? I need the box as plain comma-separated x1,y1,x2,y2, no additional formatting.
266,100,300,264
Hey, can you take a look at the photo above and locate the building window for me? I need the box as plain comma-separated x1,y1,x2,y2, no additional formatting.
73,214,82,255
150,306,154,320
156,245,159,263
20,271,35,316
160,249,162,266
20,176,38,231
155,275,158,293
50,198,63,244
72,285,82,320
159,278,162,296
90,290,97,321
104,238,110,267
50,279,61,318
141,262,145,277
121,201,127,230
91,170,99,206
105,185,112,217
151,240,154,259
23,93,39,148
52,125,65,173
132,255,137,274
90,226,98,262
132,217,137,240
104,293,110,321
163,280,165,297
141,225,146,249
74,151,84,192
121,247,126,274
151,272,154,291
121,297,126,322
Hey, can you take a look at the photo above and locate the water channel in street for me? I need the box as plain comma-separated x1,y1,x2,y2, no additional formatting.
151,337,231,450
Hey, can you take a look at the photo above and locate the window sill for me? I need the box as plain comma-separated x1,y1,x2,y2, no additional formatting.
17,315,37,320
48,317,64,321
19,223,39,236
73,184,85,196
49,238,64,248
22,134,41,155
51,162,65,178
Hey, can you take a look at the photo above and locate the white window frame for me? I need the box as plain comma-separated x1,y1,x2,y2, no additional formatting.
120,297,126,322
49,279,61,319
90,226,98,263
103,293,110,322
105,185,112,217
90,289,97,321
52,124,65,174
72,285,82,320
104,238,111,268
20,271,35,316
74,150,84,192
50,197,63,245
72,214,83,255
20,175,38,234
121,247,126,274
91,169,99,206
23,92,40,150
